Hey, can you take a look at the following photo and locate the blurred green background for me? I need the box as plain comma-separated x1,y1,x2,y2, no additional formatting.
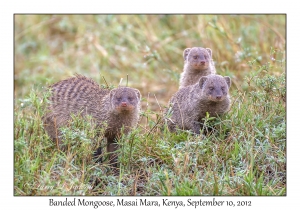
14,14,285,111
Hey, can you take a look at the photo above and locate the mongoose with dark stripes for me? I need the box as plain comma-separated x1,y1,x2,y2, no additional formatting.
42,75,141,169
166,74,231,134
179,47,216,89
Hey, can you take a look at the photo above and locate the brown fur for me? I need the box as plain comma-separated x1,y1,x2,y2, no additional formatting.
166,74,231,134
179,47,216,89
42,75,141,168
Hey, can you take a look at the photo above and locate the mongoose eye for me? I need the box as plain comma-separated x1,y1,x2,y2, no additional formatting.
193,56,199,59
209,87,214,91
128,97,133,101
221,87,225,91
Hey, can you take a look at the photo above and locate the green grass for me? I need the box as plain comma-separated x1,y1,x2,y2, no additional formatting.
14,14,286,195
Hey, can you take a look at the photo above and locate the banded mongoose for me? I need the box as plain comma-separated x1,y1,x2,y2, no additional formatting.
42,75,141,168
166,74,231,134
179,47,216,89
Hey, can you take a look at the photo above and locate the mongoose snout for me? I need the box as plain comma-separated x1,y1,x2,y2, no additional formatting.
215,95,222,100
207,89,226,102
208,94,224,102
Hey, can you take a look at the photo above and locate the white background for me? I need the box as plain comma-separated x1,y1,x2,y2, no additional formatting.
1,0,298,209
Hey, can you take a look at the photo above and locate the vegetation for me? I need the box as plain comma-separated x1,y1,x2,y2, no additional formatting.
14,14,286,195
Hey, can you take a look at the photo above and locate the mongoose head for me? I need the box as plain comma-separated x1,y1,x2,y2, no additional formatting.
183,47,212,70
199,74,231,102
109,87,141,113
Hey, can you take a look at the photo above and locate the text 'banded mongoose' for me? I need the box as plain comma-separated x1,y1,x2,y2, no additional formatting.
42,75,141,169
179,47,216,89
166,74,231,134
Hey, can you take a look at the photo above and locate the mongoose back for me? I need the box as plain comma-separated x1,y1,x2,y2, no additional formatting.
42,75,141,168
166,74,231,134
179,47,216,89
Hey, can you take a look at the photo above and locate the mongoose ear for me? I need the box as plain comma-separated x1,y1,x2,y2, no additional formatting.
183,48,191,61
199,76,208,89
206,48,212,57
224,76,231,88
135,89,141,100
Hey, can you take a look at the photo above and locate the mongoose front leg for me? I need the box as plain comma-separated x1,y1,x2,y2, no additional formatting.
192,121,201,134
93,146,103,163
107,139,119,173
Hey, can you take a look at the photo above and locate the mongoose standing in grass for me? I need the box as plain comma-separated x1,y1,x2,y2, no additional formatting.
179,47,216,89
42,75,141,169
166,74,231,134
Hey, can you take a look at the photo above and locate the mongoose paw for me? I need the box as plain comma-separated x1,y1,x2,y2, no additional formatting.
93,147,103,163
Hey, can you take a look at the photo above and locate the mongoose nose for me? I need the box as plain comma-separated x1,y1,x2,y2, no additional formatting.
200,61,205,65
121,102,127,107
216,95,222,100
